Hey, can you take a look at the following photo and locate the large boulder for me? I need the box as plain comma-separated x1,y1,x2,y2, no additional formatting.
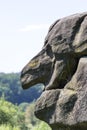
21,12,87,130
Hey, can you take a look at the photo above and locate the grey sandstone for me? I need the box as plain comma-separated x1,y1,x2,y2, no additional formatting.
21,12,87,130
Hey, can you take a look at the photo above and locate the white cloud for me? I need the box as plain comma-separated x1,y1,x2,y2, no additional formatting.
19,24,50,32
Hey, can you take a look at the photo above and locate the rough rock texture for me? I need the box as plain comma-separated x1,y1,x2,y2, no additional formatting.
35,57,87,130
21,12,87,130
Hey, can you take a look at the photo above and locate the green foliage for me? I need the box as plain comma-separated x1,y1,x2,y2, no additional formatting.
0,97,51,130
0,124,20,130
0,73,51,130
0,123,51,130
0,97,25,128
0,98,17,125
0,73,43,104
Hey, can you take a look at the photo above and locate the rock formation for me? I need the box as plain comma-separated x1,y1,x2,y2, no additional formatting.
21,12,87,130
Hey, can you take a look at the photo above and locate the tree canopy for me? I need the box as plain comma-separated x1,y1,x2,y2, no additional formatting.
0,73,43,104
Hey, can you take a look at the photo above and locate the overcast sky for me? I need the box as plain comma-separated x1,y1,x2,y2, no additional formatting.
0,0,87,73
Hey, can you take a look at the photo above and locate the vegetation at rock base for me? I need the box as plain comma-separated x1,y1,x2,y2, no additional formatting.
0,97,51,130
0,72,51,130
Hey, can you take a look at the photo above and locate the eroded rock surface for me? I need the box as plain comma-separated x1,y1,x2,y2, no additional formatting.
21,12,87,130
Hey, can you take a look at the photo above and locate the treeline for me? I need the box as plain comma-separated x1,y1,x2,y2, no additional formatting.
0,73,43,104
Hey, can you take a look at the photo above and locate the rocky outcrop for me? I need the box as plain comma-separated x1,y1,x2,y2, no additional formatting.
21,12,87,130
35,57,87,130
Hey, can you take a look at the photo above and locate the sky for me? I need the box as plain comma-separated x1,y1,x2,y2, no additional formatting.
0,0,87,73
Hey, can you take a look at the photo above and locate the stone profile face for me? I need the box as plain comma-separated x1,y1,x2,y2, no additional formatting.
21,12,87,130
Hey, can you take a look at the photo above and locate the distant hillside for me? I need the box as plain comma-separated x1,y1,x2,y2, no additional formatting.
0,73,43,104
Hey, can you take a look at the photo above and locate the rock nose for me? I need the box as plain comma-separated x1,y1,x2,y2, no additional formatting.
21,49,53,89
